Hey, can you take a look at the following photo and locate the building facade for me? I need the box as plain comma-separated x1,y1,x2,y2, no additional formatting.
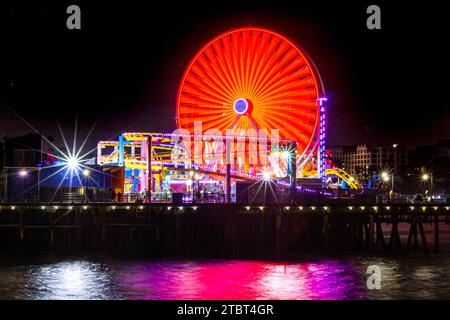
0,137,4,201
409,140,450,168
328,144,408,183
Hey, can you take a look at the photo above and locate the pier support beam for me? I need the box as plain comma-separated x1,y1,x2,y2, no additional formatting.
388,214,401,250
407,215,417,251
368,214,375,251
434,214,440,253
418,221,429,254
376,220,385,250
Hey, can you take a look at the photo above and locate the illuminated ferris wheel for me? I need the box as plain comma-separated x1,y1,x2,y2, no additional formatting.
176,27,326,175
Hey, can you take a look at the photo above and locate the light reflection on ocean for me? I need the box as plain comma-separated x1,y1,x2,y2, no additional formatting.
0,256,449,300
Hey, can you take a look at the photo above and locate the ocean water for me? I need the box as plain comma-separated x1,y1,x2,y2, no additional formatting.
1,255,449,300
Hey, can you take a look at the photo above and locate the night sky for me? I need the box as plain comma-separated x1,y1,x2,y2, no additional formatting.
1,0,449,152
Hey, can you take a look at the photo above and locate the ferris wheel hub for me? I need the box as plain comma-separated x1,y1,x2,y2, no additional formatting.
233,98,250,115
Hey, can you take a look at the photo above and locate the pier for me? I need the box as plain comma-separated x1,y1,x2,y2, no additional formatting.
1,203,449,258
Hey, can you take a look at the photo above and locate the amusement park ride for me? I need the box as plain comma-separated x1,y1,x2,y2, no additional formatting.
97,27,360,199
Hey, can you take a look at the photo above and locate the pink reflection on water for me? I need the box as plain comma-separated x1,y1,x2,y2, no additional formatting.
118,260,365,300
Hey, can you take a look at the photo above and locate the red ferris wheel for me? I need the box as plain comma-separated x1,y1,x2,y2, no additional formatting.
176,27,326,162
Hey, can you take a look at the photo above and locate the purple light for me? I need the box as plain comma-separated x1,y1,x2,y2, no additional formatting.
19,170,28,177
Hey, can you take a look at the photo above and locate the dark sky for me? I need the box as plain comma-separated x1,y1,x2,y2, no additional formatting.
1,0,449,152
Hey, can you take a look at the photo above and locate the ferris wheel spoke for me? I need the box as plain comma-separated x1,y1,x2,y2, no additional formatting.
181,84,223,103
198,64,238,100
213,40,241,96
237,34,247,96
253,47,302,91
200,115,236,132
250,38,284,99
210,46,240,97
253,46,294,96
262,108,317,126
258,91,316,107
254,65,312,101
191,62,235,100
247,32,267,98
251,40,291,97
248,32,272,98
253,53,310,100
218,35,240,96
242,32,255,96
230,32,246,95
257,85,317,105
184,72,233,103
182,89,229,107
256,115,310,147
261,109,317,133
180,96,225,109
203,48,240,98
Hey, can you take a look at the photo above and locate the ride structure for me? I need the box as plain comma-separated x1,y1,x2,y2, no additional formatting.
97,27,360,200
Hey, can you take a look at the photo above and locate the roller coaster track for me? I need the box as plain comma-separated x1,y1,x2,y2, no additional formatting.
304,168,361,190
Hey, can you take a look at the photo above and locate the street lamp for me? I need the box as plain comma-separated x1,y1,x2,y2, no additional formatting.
380,171,394,202
281,151,290,159
67,157,79,170
18,169,28,202
19,169,28,177
83,169,90,202
421,172,433,195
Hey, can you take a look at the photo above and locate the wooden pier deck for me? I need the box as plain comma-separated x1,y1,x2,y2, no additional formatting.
0,203,449,257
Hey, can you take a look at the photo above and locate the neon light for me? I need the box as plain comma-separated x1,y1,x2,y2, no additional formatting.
19,170,28,177
95,28,335,196
176,27,323,155
318,98,327,183
233,98,249,115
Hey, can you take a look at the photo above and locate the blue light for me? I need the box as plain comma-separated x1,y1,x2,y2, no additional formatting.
233,98,248,115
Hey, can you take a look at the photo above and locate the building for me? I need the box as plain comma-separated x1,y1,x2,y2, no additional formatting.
4,133,43,168
408,140,450,193
0,137,5,201
2,133,43,202
1,133,113,202
328,144,408,183
409,140,450,168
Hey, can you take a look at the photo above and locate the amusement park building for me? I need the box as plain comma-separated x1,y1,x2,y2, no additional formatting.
0,133,110,202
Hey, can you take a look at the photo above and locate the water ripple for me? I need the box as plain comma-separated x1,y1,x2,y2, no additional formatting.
1,256,450,300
